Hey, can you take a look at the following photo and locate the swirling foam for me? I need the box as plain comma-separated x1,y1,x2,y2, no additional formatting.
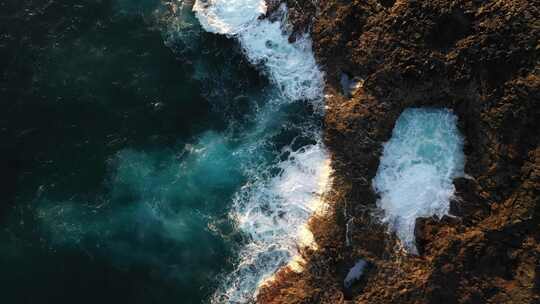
373,108,465,253
194,0,324,101
193,0,328,302
215,141,330,303
193,0,267,35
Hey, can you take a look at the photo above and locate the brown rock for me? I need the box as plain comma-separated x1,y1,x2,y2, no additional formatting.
259,0,540,303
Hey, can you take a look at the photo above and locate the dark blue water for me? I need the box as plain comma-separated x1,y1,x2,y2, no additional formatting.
1,1,324,303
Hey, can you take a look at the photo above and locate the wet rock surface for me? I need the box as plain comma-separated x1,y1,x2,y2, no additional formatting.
259,0,539,303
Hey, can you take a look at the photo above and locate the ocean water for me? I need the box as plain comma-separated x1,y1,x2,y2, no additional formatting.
0,0,326,303
373,108,465,253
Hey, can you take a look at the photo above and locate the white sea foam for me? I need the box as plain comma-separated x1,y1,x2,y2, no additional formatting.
214,141,330,303
193,0,328,301
373,108,465,253
193,0,267,35
194,1,324,101
239,20,323,101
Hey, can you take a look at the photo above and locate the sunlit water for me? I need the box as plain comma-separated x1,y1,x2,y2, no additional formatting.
0,0,327,303
373,108,465,253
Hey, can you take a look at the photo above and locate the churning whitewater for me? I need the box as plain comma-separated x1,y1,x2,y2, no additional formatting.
194,0,323,101
193,0,329,302
373,108,465,253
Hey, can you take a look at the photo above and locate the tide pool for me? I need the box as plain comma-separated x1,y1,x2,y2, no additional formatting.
373,108,465,253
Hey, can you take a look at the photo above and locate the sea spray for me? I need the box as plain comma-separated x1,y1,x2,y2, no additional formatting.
373,108,465,253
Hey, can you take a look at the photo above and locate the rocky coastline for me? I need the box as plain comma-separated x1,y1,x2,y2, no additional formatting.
259,0,539,303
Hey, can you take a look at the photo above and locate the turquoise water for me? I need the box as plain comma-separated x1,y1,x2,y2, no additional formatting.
1,1,323,303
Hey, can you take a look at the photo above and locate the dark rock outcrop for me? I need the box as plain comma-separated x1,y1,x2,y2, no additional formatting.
259,0,540,303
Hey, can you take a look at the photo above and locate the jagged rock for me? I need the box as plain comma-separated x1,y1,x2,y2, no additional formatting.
259,0,540,303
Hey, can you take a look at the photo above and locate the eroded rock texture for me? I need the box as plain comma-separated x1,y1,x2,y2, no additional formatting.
258,1,540,303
